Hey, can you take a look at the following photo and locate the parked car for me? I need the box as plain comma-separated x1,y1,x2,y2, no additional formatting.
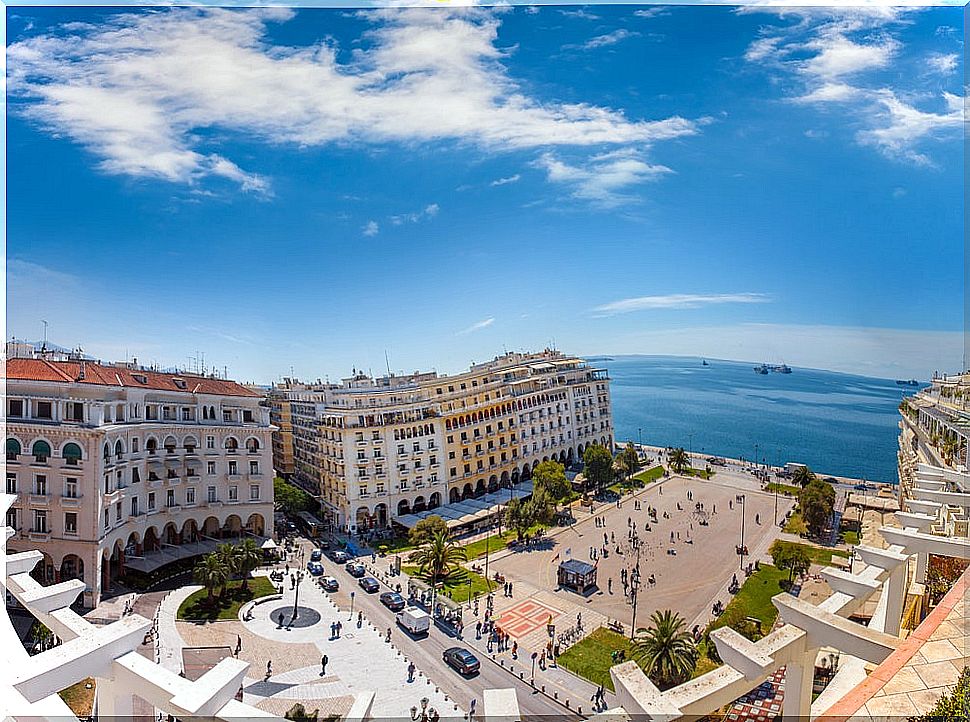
317,539,331,550
310,549,322,562
345,562,366,578
328,550,349,564
320,576,339,592
358,576,380,593
307,561,324,576
379,591,406,611
442,647,480,676
397,607,431,636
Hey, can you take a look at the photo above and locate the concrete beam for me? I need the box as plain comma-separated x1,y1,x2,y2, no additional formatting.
819,568,882,598
12,616,150,702
772,595,897,664
895,511,939,532
5,551,43,576
709,627,774,680
912,488,970,508
169,657,249,717
483,688,521,722
856,545,909,570
610,660,682,720
345,692,376,722
16,578,86,614
905,499,943,515
879,526,970,558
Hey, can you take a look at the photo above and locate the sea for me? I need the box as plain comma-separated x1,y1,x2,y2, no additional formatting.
594,355,919,484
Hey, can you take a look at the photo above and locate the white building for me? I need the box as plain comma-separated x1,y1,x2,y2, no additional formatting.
5,356,275,607
282,349,612,532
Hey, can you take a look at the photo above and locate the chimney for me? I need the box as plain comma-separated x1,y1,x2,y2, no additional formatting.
78,361,86,381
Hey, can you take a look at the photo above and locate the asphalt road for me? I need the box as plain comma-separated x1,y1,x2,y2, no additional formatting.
300,538,582,721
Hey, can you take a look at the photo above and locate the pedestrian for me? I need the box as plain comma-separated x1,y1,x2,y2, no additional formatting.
235,634,242,655
266,660,272,679
508,583,513,596
407,662,416,682
337,621,342,637
608,578,613,594
475,621,482,638
511,640,518,658
321,655,328,676
386,627,392,642
357,611,363,628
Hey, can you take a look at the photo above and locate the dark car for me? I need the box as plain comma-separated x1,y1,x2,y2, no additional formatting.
320,576,339,592
442,647,480,675
307,561,324,576
823,476,839,484
358,576,380,593
310,549,323,562
317,539,331,550
345,561,366,577
328,550,349,564
379,591,406,611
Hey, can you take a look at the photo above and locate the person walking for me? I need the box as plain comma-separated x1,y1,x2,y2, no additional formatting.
357,611,363,628
265,660,273,680
235,635,242,656
407,661,416,682
320,655,328,676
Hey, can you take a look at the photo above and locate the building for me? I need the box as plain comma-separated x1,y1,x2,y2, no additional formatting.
268,380,300,479
5,355,275,607
286,349,612,533
898,374,970,485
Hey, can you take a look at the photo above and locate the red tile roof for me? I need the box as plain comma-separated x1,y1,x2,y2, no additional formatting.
6,358,261,398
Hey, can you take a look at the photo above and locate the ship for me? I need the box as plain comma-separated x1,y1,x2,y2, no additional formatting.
896,379,919,386
772,364,792,374
754,364,769,375
702,359,709,366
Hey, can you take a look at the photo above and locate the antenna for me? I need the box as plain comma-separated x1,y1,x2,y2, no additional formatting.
385,350,392,377
41,320,49,351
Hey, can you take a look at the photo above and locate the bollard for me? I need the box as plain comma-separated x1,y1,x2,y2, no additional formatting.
554,692,558,700
579,708,582,715
565,699,570,708
519,672,524,679
541,686,545,693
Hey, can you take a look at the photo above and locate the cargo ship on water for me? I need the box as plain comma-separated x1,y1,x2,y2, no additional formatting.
754,363,792,374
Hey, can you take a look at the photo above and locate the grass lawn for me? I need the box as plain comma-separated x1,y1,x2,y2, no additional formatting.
461,531,515,560
178,576,277,621
59,678,95,716
841,530,860,546
402,565,496,601
557,627,637,692
679,467,714,480
711,564,788,635
378,536,416,556
784,511,808,535
765,482,800,496
609,466,665,494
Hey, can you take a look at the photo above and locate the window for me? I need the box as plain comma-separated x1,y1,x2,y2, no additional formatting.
6,438,21,461
65,478,78,498
6,508,17,530
186,487,196,505
207,486,217,503
228,485,238,501
34,510,47,533
65,513,77,534
36,402,52,419
6,473,17,494
66,402,84,422
413,442,420,452
450,467,457,477
167,489,175,507
131,497,139,516
357,450,366,460
116,502,122,521
104,509,110,529
243,410,254,423
228,460,238,475
63,442,83,465
206,436,215,449
148,492,156,510
8,400,23,417
132,467,140,483
32,440,51,463
35,475,47,496
249,461,259,475
207,461,216,475
132,438,139,453
372,431,380,440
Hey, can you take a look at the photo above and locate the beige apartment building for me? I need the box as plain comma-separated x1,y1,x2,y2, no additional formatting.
268,381,297,478
5,355,275,607
280,350,612,533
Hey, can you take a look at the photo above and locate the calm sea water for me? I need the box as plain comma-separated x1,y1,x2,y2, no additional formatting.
597,355,913,483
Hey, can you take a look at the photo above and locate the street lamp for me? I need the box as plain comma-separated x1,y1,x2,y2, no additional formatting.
348,590,356,621
626,545,642,639
737,494,746,569
292,569,304,621
467,579,473,610
531,651,538,685
410,697,439,722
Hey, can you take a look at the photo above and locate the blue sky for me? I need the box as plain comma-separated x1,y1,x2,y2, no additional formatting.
5,3,964,383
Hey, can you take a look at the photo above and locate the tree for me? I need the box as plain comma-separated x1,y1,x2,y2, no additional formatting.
632,609,698,690
408,530,467,583
504,498,533,542
273,477,319,515
193,553,230,602
618,443,642,480
285,703,319,722
216,543,241,584
668,448,689,474
792,466,816,488
532,460,570,502
582,444,614,492
409,515,449,547
234,538,263,592
799,478,835,538
770,541,812,584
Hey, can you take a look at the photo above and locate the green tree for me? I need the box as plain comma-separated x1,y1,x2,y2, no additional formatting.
504,497,533,542
799,478,835,538
532,460,570,501
668,448,689,474
273,477,319,515
193,553,230,602
234,538,263,592
409,515,449,547
792,465,816,488
408,530,467,584
632,609,698,690
582,444,614,492
618,443,642,480
911,665,970,722
285,703,319,722
770,541,812,583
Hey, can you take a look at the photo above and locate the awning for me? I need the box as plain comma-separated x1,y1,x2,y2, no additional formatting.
261,538,279,550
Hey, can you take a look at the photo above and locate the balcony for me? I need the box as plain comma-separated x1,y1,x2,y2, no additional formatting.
61,495,83,509
29,493,50,506
227,474,242,481
28,530,51,542
149,478,165,489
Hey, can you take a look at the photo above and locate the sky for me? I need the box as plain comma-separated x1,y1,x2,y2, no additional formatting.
5,3,965,383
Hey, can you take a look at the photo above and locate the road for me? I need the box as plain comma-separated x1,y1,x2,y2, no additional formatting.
302,537,582,720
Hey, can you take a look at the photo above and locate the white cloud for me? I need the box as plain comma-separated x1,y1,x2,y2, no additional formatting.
593,293,771,316
534,149,673,207
490,174,520,186
362,220,379,236
390,203,439,225
558,8,600,21
8,8,701,194
927,52,959,75
457,317,495,335
571,29,639,51
633,8,668,20
856,90,963,166
800,33,898,80
793,82,861,104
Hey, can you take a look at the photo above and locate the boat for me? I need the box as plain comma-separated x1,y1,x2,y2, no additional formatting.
701,359,709,366
772,364,792,374
753,364,769,375
896,379,919,386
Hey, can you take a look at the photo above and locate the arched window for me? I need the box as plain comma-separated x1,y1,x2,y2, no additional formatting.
183,436,198,453
32,440,52,463
6,438,21,461
132,437,139,453
62,443,83,465
115,440,124,458
163,436,177,454
246,437,260,453
225,437,238,452
146,437,158,454
103,443,111,460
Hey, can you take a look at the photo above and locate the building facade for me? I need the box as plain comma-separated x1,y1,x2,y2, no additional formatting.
5,356,274,607
285,350,612,533
268,381,298,478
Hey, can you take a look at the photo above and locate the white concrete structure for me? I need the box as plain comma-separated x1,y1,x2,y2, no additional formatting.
6,356,274,606
282,350,612,532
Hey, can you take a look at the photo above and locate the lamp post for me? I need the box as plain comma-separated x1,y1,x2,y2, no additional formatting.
410,696,439,722
737,494,746,569
292,569,304,621
467,579,473,610
627,545,642,639
531,651,538,686
349,590,355,621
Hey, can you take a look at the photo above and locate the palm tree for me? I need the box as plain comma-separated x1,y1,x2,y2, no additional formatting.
632,609,698,690
408,530,467,584
193,553,230,603
792,465,815,488
216,543,241,594
234,538,263,592
669,448,689,474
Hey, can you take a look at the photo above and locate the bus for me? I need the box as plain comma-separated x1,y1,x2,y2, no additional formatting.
296,511,325,538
